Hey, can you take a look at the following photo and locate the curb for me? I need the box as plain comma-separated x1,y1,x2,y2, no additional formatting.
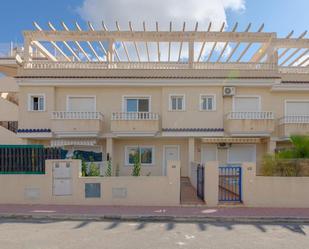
1,213,309,224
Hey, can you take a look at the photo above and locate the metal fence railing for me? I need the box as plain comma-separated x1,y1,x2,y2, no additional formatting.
0,145,63,174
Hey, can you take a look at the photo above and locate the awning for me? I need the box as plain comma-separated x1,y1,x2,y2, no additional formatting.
201,137,262,144
51,138,97,147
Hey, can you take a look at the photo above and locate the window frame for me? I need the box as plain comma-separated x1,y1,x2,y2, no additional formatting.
122,95,151,112
227,144,256,164
124,145,155,166
199,94,216,111
284,99,309,116
66,95,97,112
232,95,261,112
28,93,46,112
169,94,186,111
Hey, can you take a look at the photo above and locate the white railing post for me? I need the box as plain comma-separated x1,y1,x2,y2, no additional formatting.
111,112,159,121
227,111,274,120
51,111,103,120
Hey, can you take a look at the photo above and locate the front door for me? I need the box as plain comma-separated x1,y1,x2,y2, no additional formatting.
163,145,179,176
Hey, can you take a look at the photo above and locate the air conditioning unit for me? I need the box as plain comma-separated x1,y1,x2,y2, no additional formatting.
223,86,236,97
217,143,231,150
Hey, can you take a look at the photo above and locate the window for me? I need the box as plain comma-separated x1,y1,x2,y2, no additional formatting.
228,144,256,164
67,96,96,112
200,95,216,111
285,100,309,116
170,95,185,111
124,97,150,112
28,94,45,111
125,146,154,165
233,96,260,112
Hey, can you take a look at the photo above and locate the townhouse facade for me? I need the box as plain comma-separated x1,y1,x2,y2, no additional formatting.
0,22,309,178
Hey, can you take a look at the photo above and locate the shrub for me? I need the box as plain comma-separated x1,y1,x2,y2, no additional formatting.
88,161,100,176
132,150,141,176
105,159,112,177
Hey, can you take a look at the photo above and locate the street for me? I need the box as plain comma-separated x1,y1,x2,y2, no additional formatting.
0,219,308,249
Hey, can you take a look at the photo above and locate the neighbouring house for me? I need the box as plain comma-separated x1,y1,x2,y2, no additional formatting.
0,21,308,179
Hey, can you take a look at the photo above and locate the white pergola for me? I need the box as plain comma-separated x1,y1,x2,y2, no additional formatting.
21,21,309,70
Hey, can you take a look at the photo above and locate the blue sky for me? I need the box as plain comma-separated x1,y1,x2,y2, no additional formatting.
0,0,308,43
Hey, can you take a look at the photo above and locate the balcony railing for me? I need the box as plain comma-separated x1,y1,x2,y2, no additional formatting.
227,112,274,120
111,112,159,121
23,61,277,71
52,111,103,120
279,115,309,124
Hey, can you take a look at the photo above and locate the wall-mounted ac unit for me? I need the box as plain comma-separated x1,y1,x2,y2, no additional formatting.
223,86,236,97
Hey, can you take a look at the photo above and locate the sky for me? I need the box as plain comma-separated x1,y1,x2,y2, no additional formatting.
0,0,308,44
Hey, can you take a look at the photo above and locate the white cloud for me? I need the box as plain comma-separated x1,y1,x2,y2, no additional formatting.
77,0,245,61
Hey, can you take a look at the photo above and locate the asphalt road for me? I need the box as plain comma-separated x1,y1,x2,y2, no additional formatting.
0,219,308,249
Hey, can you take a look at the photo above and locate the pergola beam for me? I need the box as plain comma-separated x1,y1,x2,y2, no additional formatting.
48,22,81,62
207,22,225,62
31,41,58,61
24,30,275,43
226,23,251,62
287,48,309,66
197,22,212,62
102,22,120,62
75,22,102,61
115,21,131,61
129,21,141,62
236,23,264,62
33,22,70,61
88,22,107,59
216,22,238,62
156,22,161,62
143,22,150,61
178,22,186,62
61,22,90,61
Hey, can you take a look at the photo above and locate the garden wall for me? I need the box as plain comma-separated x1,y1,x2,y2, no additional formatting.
0,159,180,206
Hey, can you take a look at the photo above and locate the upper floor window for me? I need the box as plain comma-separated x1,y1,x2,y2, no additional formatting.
233,96,261,112
285,100,309,116
169,94,185,111
124,97,150,112
67,96,96,112
28,94,45,111
200,95,216,111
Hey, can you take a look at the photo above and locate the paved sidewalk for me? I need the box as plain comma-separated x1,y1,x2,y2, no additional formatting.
1,204,309,222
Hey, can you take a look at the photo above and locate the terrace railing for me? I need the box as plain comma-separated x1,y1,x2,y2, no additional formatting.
227,111,274,120
279,115,309,124
111,112,159,121
52,111,103,120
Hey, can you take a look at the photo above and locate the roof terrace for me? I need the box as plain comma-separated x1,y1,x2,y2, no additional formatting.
1,21,309,78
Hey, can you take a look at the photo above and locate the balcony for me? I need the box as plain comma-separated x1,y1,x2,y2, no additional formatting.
51,111,103,137
225,112,275,136
111,112,160,136
278,115,309,138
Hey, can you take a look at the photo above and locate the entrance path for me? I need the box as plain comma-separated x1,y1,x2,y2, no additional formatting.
1,204,309,222
180,177,205,205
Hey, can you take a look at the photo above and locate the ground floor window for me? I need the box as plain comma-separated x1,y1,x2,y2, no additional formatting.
227,144,256,164
125,146,154,165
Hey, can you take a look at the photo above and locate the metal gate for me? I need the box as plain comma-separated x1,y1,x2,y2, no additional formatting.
196,164,204,200
219,166,242,202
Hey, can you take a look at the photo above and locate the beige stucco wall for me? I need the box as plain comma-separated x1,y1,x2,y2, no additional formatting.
0,97,18,121
162,86,223,129
19,86,55,129
242,162,309,208
113,138,188,177
0,126,25,144
0,159,180,206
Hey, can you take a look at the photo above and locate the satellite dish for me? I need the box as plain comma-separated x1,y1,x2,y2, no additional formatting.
15,54,23,66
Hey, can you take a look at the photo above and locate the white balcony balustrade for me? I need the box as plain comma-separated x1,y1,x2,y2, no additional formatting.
52,111,103,120
111,112,159,121
227,112,274,120
279,115,309,124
